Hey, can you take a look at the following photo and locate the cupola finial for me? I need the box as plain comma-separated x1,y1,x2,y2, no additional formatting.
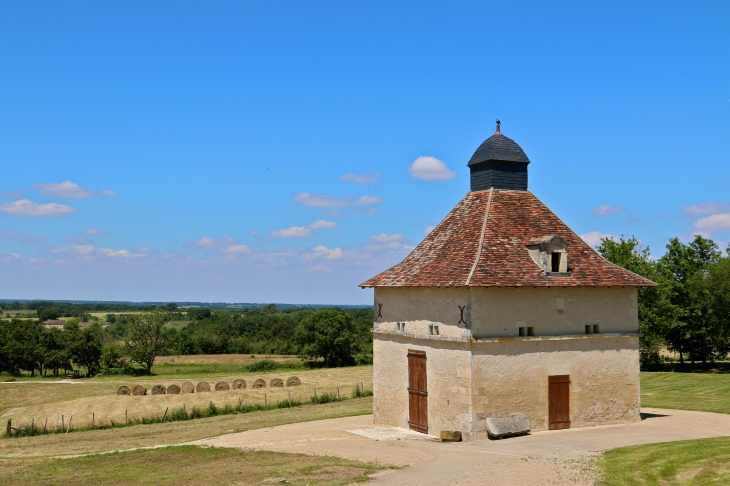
495,119,502,135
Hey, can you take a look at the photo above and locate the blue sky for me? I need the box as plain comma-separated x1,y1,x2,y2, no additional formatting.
1,1,728,304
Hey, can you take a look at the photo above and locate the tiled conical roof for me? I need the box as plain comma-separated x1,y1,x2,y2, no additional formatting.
360,189,656,288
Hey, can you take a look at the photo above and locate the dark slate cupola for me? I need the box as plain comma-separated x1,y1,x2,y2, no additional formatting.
468,120,530,191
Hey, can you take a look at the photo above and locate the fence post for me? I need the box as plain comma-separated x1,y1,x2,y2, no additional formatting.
66,416,72,434
31,418,34,431
5,419,9,437
43,418,48,433
61,415,65,432
92,413,95,429
264,394,267,407
161,407,168,423
337,386,340,399
314,388,317,400
125,410,128,425
288,391,291,407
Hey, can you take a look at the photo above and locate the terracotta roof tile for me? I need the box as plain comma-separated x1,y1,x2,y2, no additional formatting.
360,189,656,288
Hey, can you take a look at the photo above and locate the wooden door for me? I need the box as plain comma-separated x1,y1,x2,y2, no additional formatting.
407,350,428,433
548,375,571,430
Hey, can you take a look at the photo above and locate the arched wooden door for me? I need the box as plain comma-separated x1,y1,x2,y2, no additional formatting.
407,350,428,433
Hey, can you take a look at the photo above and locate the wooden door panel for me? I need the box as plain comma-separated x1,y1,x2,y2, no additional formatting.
548,375,570,430
407,350,428,433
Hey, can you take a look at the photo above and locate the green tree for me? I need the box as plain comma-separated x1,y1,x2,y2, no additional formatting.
39,328,70,376
38,307,60,322
597,235,674,368
294,309,356,367
659,236,722,364
68,324,103,376
125,309,167,374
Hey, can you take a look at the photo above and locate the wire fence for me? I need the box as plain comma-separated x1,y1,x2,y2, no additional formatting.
3,382,373,438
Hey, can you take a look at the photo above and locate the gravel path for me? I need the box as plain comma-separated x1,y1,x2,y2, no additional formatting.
189,407,730,485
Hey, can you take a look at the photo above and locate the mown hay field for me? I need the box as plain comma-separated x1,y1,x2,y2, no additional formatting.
0,397,373,459
154,354,298,365
0,445,387,486
0,364,373,432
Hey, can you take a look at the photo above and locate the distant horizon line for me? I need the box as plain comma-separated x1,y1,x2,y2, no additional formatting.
0,298,371,308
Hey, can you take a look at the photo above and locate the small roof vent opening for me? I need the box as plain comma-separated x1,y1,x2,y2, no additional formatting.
527,235,571,277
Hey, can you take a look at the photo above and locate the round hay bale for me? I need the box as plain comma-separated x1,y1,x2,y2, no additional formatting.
286,376,301,387
252,378,266,389
270,378,284,388
151,384,166,395
181,382,194,393
132,385,147,396
117,385,132,395
215,381,230,391
167,384,181,394
196,382,211,392
232,378,246,389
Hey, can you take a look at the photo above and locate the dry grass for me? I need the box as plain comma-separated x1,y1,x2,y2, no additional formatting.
0,397,373,458
0,444,386,486
1,366,373,431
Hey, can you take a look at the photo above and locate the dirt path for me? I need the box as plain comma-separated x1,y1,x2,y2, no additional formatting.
189,407,730,485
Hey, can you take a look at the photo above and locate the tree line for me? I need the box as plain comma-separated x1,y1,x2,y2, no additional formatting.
598,235,730,367
0,306,373,376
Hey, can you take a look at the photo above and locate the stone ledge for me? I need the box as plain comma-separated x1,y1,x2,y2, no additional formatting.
373,328,640,344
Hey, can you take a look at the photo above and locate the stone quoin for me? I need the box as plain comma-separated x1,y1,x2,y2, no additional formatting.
360,121,656,440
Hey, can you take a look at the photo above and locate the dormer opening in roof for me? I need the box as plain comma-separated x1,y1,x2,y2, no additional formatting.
468,120,530,191
527,235,571,277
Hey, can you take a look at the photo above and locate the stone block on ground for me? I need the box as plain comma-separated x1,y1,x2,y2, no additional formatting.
440,430,462,442
486,417,530,439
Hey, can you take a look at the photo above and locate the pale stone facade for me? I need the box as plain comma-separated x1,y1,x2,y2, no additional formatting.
372,287,641,440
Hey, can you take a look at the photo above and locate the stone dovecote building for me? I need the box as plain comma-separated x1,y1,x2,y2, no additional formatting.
360,122,655,440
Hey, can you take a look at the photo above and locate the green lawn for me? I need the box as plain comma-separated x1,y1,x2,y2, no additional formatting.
599,437,730,485
641,372,730,414
0,445,387,486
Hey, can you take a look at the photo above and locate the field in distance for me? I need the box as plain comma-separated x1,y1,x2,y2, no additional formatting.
0,357,373,433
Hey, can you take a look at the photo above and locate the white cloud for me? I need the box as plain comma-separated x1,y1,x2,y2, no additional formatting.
693,213,730,232
591,204,624,216
220,244,252,255
270,226,312,238
365,233,409,251
340,173,380,184
0,190,23,199
269,220,337,238
32,181,116,199
293,192,383,207
98,248,144,258
408,156,456,181
188,237,236,249
0,231,45,244
309,265,332,272
423,224,436,235
83,228,107,235
308,220,337,229
61,237,93,245
50,244,144,259
0,199,76,217
306,245,346,260
580,231,616,248
681,201,730,215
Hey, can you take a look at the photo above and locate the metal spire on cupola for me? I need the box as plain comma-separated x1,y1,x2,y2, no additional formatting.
467,119,530,191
